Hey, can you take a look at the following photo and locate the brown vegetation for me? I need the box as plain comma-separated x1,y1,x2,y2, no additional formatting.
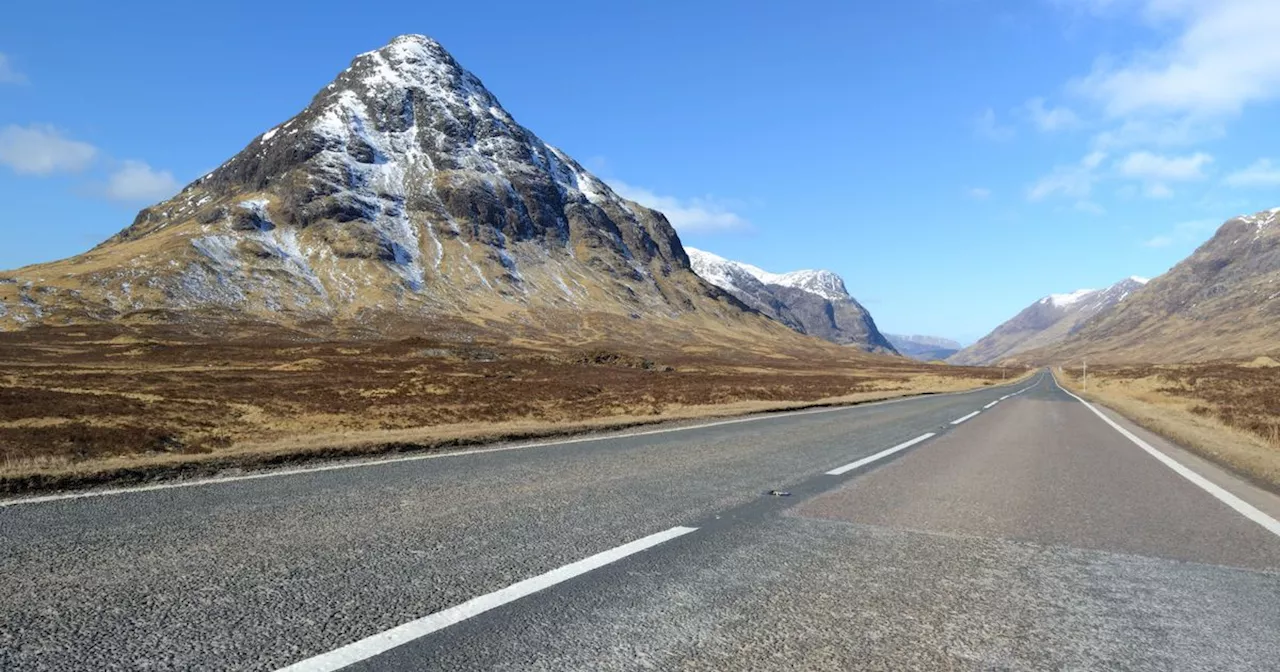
0,322,1021,494
1056,361,1280,491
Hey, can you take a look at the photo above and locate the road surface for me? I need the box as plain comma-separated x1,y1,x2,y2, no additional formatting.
3,371,1279,670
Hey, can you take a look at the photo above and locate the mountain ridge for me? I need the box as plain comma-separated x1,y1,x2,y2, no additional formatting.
685,247,896,353
948,276,1149,365
1023,207,1280,363
885,334,962,361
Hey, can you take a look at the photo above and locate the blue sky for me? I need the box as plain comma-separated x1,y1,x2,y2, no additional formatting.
2,0,1279,342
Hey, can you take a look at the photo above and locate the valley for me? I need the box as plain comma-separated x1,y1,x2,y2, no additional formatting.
0,321,1013,495
3,16,1280,672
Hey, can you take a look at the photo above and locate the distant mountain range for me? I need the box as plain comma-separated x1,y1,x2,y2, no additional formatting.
685,248,897,353
885,334,963,361
948,277,1149,365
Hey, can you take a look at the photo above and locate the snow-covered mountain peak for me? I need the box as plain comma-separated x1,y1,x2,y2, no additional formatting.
773,269,849,302
684,247,894,353
684,249,849,302
1129,276,1150,284
1041,288,1096,308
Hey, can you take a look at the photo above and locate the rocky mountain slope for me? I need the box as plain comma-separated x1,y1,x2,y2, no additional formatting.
685,248,897,353
1029,207,1280,363
0,35,796,346
948,276,1149,365
885,334,962,361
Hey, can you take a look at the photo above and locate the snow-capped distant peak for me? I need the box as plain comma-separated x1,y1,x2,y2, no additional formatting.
1041,288,1096,308
771,269,849,301
1129,276,1150,284
685,248,849,301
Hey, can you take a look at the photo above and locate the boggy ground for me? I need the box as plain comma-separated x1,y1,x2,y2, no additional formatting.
1056,358,1280,492
0,320,1018,495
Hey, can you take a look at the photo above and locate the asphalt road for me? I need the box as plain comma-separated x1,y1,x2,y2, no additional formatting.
3,371,1279,670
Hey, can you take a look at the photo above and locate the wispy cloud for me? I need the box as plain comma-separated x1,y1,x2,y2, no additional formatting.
967,187,992,200
974,108,1015,141
0,53,26,84
1028,151,1107,201
1023,97,1081,132
1117,151,1212,198
608,180,750,233
103,160,180,202
1118,151,1213,182
0,124,97,175
1223,158,1280,188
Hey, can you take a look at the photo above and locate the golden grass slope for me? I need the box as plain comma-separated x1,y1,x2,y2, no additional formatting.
1055,362,1280,491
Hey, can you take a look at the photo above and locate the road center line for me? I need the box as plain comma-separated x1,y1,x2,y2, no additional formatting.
983,400,999,409
276,526,699,672
951,411,981,425
1,378,1033,509
1052,378,1280,538
826,433,936,476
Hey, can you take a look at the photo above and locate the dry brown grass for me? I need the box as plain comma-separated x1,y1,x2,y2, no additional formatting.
1055,363,1280,491
0,323,1027,494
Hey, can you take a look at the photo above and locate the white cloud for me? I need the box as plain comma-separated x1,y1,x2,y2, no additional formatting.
1024,97,1081,131
975,108,1015,141
1028,151,1107,201
0,53,26,84
1089,116,1225,149
1143,235,1174,247
1224,158,1280,188
103,160,180,202
1118,151,1212,181
1143,182,1174,198
968,187,992,200
1071,0,1280,118
608,180,749,233
0,124,97,175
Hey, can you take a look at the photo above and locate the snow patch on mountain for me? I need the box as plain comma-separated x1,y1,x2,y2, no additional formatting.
1041,288,1096,308
685,248,848,301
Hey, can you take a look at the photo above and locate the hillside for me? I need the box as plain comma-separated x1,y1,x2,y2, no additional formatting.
1030,208,1280,363
949,276,1148,365
685,247,896,353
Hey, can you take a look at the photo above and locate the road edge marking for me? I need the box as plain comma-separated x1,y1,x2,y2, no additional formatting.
951,411,981,425
276,526,698,672
1052,375,1280,538
826,433,937,476
2,378,1032,508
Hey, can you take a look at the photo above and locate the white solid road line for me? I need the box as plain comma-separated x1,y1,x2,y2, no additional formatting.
983,400,999,409
826,433,937,476
277,526,699,672
951,411,981,425
1,377,1031,509
1053,376,1280,538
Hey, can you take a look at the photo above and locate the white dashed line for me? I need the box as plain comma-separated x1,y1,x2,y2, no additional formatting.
826,433,937,476
983,400,999,409
1,380,1031,508
276,526,699,671
951,411,981,425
